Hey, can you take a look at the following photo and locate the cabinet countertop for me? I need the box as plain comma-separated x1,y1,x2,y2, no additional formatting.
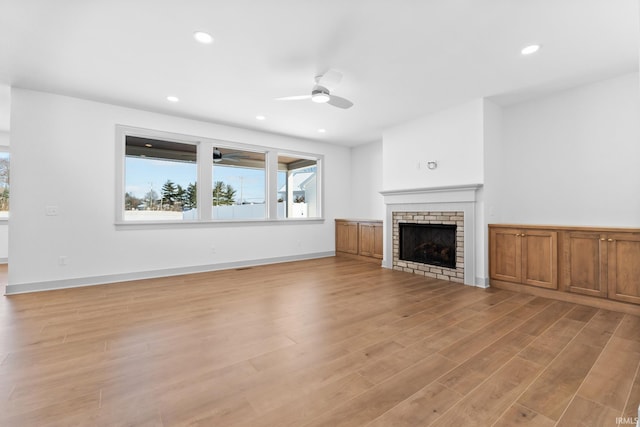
489,224,640,233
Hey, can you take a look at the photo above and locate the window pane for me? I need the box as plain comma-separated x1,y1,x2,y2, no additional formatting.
277,155,318,218
124,136,197,221
0,152,8,219
212,148,265,219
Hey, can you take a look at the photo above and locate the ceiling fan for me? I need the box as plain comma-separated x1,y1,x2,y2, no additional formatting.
275,69,354,109
213,148,249,163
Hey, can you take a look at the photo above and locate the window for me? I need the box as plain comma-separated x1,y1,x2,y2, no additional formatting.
278,155,319,218
124,136,197,221
0,151,8,219
212,148,266,220
117,125,323,223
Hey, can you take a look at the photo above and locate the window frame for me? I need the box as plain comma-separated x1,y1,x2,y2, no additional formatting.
115,125,324,227
116,125,202,223
276,152,323,220
211,144,268,220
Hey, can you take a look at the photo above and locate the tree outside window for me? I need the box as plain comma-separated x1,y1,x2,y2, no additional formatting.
124,136,197,221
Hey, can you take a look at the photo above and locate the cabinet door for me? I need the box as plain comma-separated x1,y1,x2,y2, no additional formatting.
490,227,522,282
607,233,640,304
564,232,607,297
359,223,374,256
336,221,358,254
521,230,558,289
359,223,383,259
372,223,383,259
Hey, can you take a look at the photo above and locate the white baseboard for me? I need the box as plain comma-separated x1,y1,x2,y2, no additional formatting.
4,251,335,295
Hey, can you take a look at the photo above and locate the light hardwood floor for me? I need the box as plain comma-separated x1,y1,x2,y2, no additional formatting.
1,257,639,426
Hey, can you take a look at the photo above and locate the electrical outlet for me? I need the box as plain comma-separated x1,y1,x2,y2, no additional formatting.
46,206,59,216
58,256,68,266
211,246,217,254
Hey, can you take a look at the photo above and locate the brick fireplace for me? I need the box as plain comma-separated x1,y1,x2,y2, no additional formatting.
393,211,464,283
380,184,483,286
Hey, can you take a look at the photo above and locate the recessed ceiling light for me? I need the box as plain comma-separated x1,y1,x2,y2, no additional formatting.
256,115,266,120
167,96,179,102
193,31,214,44
521,44,541,55
144,143,153,148
317,128,326,133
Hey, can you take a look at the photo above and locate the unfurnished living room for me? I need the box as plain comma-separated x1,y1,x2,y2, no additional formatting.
1,1,640,426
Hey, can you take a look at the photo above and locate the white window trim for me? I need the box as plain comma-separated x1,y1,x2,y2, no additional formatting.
115,125,324,227
276,151,323,221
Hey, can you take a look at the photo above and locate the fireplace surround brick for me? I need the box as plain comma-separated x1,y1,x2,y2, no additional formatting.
392,211,464,283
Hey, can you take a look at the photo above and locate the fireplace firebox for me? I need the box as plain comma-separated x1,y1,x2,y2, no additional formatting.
399,223,456,269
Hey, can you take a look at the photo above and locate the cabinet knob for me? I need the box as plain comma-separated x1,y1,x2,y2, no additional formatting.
600,238,606,241
515,234,520,237
608,238,614,242
521,234,526,237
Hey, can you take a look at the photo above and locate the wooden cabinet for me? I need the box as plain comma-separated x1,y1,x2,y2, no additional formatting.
522,229,558,289
490,227,522,283
359,222,383,259
335,219,383,261
607,233,640,305
335,220,358,254
490,227,557,289
563,232,607,297
490,224,640,314
563,231,640,304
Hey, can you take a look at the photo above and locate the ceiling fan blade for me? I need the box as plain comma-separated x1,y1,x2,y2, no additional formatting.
327,95,353,109
317,69,343,89
275,95,312,101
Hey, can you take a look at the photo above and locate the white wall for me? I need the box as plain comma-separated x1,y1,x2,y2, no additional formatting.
349,140,384,220
380,99,487,284
8,89,351,292
382,99,484,191
499,72,640,227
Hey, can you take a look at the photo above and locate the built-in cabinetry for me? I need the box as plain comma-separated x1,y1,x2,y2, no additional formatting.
563,231,640,305
335,219,383,262
490,227,557,289
489,224,640,314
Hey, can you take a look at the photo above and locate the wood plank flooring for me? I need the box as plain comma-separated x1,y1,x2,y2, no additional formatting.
1,257,639,426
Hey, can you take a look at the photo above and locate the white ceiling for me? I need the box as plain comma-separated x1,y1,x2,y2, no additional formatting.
0,0,638,145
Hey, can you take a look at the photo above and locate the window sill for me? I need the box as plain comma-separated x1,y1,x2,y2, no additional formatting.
115,217,325,230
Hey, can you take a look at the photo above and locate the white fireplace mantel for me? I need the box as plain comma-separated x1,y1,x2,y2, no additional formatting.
380,184,483,287
380,184,482,204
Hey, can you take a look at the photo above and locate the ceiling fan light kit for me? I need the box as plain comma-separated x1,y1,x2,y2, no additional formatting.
311,87,330,103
